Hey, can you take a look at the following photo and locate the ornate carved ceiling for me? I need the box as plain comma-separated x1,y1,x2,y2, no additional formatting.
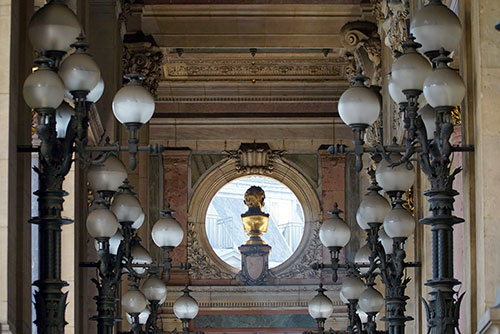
123,2,375,148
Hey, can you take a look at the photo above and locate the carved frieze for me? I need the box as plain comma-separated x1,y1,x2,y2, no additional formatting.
163,58,346,80
122,42,163,97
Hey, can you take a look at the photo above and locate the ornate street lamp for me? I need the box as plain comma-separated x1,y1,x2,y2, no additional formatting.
23,1,166,332
327,1,472,333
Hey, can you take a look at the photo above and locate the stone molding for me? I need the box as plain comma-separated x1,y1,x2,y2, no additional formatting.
223,143,285,175
187,150,322,281
477,308,500,334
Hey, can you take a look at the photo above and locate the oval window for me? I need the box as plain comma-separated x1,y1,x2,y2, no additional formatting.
205,175,305,269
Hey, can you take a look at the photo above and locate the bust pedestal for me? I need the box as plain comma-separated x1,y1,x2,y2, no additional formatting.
237,244,272,285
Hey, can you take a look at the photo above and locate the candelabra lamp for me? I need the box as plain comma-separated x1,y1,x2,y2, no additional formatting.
21,1,168,333
84,155,190,334
328,1,473,333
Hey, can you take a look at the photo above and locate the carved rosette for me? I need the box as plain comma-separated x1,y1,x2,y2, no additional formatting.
122,42,163,97
223,143,285,175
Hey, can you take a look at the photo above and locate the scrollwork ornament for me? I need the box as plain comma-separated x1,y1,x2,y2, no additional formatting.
122,43,163,97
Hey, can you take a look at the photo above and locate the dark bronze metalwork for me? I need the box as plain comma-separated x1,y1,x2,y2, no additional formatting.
328,33,473,332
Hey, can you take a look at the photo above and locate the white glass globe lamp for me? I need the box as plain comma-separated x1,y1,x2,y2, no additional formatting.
319,203,351,249
338,74,380,128
423,53,465,109
28,1,81,53
112,73,155,126
411,0,462,55
308,284,334,320
142,276,167,302
151,206,184,250
174,287,199,321
358,286,385,314
383,203,415,239
59,37,101,94
86,200,119,239
341,277,365,301
87,155,128,196
23,58,65,109
122,287,148,315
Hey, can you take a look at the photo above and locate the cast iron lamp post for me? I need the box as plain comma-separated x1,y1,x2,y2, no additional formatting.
23,1,163,333
86,157,189,334
329,1,471,333
312,162,420,334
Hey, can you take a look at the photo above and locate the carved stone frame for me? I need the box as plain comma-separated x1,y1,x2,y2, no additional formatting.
187,155,322,280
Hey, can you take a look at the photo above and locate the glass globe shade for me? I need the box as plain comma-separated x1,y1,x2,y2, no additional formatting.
319,214,351,249
423,66,466,108
111,190,143,223
174,289,199,320
384,206,415,239
419,104,437,140
28,2,81,53
358,287,384,314
112,80,155,125
338,85,380,126
358,191,391,225
23,65,65,109
391,51,431,91
379,229,393,255
376,153,415,193
86,204,119,239
126,307,150,325
356,209,369,230
59,52,101,93
55,101,74,138
357,307,368,324
308,290,334,320
122,289,148,314
388,77,427,105
87,155,128,194
341,277,365,301
87,77,105,103
142,276,167,302
130,245,152,275
339,291,349,305
355,244,371,275
132,212,145,230
152,213,184,249
411,0,462,54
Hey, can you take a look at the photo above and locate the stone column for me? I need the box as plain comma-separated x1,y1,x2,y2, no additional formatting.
3,0,35,333
465,0,500,324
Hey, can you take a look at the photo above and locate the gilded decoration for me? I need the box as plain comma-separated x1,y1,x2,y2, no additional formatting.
241,186,270,245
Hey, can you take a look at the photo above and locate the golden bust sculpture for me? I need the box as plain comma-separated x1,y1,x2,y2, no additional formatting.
241,186,269,245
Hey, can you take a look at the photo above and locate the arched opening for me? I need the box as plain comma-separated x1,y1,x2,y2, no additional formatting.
205,175,305,269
